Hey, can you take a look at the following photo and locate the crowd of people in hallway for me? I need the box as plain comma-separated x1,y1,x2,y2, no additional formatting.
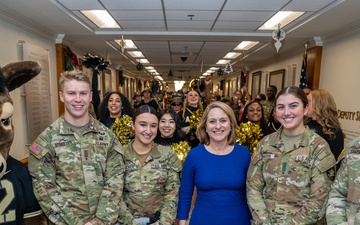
25,69,360,225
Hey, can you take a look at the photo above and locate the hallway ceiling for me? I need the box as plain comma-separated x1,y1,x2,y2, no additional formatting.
1,0,360,84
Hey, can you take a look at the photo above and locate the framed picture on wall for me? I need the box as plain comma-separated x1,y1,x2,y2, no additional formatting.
269,69,285,92
251,71,261,98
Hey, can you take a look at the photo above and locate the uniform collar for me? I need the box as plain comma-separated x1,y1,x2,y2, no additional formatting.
58,114,100,135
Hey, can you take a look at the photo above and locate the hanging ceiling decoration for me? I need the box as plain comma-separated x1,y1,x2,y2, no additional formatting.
272,24,286,53
217,68,224,76
136,62,144,71
168,69,173,76
119,35,125,54
224,62,233,74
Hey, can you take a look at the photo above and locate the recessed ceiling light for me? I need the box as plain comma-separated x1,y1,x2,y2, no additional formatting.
216,60,230,65
224,52,241,59
128,51,144,58
234,41,259,50
81,10,120,28
258,11,304,30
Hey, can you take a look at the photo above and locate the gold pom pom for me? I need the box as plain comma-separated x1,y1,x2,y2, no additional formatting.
171,141,191,163
112,115,134,146
189,109,203,130
236,121,263,154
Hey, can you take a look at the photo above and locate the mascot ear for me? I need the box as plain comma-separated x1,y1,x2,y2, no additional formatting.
1,61,42,92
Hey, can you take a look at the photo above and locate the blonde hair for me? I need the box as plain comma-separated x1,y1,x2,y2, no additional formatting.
59,70,91,91
310,89,342,140
196,101,237,145
182,90,203,118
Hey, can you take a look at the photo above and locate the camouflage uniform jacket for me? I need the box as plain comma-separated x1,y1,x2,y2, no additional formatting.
263,99,275,123
326,137,360,225
28,115,125,225
247,127,336,225
118,140,182,225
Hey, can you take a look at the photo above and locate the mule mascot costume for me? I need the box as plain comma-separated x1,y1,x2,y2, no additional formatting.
0,61,47,224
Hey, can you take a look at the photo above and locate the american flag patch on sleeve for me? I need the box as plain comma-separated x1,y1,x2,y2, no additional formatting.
30,142,42,155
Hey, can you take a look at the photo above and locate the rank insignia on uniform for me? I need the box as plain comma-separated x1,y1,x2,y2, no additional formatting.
30,142,42,155
326,168,335,181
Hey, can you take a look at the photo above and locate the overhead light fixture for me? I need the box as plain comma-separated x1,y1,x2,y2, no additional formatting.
145,66,154,70
224,52,241,59
81,10,120,28
139,59,149,64
115,39,136,48
234,41,259,50
258,11,304,30
216,59,230,65
128,51,144,58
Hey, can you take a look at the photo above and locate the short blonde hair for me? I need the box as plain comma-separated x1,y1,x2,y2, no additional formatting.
59,70,91,91
196,101,237,145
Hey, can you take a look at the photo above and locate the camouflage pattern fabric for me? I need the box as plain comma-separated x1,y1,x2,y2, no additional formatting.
247,127,336,225
326,137,360,225
118,140,182,225
263,99,275,124
28,115,125,225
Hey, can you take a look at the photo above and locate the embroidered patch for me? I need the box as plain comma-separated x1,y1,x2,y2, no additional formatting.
262,153,275,159
326,168,336,181
30,142,42,155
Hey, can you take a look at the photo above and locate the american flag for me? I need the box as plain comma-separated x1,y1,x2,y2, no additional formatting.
299,50,307,88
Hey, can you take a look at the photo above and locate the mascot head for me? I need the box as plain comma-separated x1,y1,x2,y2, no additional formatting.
0,61,41,178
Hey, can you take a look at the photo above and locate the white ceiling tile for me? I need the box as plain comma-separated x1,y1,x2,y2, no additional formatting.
166,10,218,21
57,0,103,10
218,11,274,21
101,0,162,10
283,0,337,11
164,0,225,10
167,21,213,31
111,10,164,21
213,21,263,31
224,0,290,11
120,21,166,30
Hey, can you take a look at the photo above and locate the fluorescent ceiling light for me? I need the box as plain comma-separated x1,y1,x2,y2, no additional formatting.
124,40,135,48
128,51,144,58
145,66,154,70
209,67,219,71
206,69,214,74
224,52,241,59
139,59,149,64
259,11,304,30
216,60,230,65
234,41,259,50
81,10,120,28
115,39,137,49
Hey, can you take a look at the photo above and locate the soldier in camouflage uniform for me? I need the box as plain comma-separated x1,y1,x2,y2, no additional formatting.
326,137,360,225
118,105,182,225
263,85,277,123
29,70,125,225
247,86,336,225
